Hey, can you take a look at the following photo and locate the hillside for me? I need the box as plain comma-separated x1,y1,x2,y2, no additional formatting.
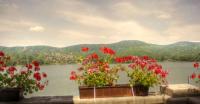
0,40,200,65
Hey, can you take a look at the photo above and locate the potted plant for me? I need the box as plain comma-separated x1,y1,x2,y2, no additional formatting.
115,55,168,96
0,51,48,101
69,47,132,99
189,62,200,84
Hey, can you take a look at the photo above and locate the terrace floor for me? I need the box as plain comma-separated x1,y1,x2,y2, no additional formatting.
0,95,200,104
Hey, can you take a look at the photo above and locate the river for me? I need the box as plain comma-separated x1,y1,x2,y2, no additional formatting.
27,62,198,97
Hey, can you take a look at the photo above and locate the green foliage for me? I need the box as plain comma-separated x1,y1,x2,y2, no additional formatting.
127,67,159,87
83,72,112,87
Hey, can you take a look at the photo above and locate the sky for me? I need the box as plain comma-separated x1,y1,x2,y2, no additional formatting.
0,0,200,47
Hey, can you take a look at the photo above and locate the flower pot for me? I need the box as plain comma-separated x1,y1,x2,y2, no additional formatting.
79,84,133,99
133,85,149,96
0,88,23,101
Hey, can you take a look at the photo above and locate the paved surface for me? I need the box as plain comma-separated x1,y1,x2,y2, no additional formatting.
0,95,200,104
0,96,73,104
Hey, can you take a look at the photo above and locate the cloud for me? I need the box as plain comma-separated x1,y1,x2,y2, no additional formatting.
60,10,159,34
0,0,200,46
29,26,44,32
157,13,171,19
164,24,200,42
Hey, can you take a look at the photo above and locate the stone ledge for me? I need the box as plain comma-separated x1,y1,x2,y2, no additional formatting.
73,95,170,104
163,84,200,97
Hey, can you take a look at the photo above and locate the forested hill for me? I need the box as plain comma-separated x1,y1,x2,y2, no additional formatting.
1,40,200,65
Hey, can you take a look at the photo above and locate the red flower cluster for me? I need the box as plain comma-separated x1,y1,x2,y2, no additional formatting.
87,53,98,59
100,47,115,55
115,56,152,63
0,51,5,57
70,71,77,80
190,73,200,80
88,61,110,74
0,67,5,71
32,61,40,71
190,73,196,79
34,72,41,81
117,55,168,78
42,72,47,78
193,62,199,69
36,82,45,90
190,62,200,81
81,47,89,52
115,56,134,63
26,64,33,70
8,66,17,77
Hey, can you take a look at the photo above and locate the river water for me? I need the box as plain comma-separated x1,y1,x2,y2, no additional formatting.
27,62,198,97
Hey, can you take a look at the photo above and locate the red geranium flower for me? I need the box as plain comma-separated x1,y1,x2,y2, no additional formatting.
34,72,41,81
70,70,77,80
71,71,76,75
198,74,200,80
8,66,16,72
0,61,4,65
155,68,162,74
32,61,40,67
36,82,45,90
26,64,33,70
160,70,168,78
190,73,196,79
139,62,147,69
90,53,98,59
142,55,149,60
0,67,4,71
148,65,155,71
0,51,5,57
34,66,40,71
70,74,77,80
115,57,123,63
193,62,199,69
42,72,47,78
81,47,89,52
100,47,115,55
39,84,45,90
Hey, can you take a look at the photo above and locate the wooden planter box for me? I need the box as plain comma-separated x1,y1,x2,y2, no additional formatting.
79,84,133,99
0,88,23,102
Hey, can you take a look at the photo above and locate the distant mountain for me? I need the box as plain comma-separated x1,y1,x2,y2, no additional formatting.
0,40,200,65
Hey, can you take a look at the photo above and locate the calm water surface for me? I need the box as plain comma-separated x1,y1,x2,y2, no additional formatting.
27,62,197,97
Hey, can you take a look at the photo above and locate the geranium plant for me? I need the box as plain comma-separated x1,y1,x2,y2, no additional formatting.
115,55,168,87
70,47,122,87
0,51,48,95
190,62,200,83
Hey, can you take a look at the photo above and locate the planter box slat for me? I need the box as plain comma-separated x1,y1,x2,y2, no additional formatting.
79,84,132,99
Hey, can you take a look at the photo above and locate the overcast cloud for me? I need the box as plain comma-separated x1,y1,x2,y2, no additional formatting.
0,0,200,47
